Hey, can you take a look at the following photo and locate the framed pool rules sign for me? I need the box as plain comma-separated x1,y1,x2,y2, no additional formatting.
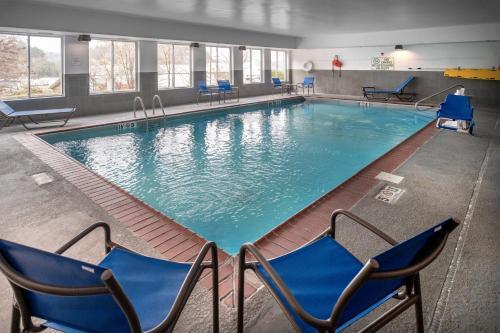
371,57,395,70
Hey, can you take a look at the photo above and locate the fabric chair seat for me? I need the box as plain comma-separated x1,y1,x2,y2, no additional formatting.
256,236,402,332
42,248,192,332
99,248,192,331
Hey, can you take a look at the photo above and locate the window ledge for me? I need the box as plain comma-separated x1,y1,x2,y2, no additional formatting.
1,95,66,102
89,90,139,96
158,87,194,91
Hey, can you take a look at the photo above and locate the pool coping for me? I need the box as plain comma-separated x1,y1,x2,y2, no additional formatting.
15,96,438,307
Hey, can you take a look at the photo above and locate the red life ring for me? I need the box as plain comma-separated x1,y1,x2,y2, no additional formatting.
333,56,343,68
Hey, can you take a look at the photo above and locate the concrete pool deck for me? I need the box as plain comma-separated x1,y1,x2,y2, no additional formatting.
0,95,498,332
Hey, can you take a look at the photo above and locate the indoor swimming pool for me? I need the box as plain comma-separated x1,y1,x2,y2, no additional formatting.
42,99,434,253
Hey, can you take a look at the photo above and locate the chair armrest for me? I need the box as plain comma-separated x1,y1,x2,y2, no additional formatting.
362,86,376,91
239,243,331,329
55,222,122,255
329,209,398,245
150,241,219,332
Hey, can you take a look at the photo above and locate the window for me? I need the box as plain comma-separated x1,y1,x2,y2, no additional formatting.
158,43,192,89
206,46,232,86
243,48,263,84
0,34,62,100
271,50,288,81
89,40,136,93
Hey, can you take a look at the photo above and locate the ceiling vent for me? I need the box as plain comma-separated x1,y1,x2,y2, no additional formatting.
77,34,91,42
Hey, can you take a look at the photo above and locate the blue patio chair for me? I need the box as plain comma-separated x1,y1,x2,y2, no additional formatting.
217,80,240,103
436,94,475,135
297,77,315,96
197,80,220,106
0,223,219,333
238,209,459,333
362,76,416,101
272,77,285,95
0,100,76,130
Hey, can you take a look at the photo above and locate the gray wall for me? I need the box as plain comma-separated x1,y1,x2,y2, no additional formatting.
291,70,500,108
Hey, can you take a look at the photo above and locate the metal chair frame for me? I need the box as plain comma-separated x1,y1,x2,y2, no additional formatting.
238,209,459,333
0,222,219,333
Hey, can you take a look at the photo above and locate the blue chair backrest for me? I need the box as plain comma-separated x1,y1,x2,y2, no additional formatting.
217,80,232,91
394,76,414,93
272,77,282,87
0,239,131,333
0,100,15,116
198,81,209,93
303,77,314,86
437,94,473,121
338,218,458,326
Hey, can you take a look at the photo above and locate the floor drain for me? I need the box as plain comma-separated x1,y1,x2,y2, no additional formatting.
374,185,404,204
32,173,54,186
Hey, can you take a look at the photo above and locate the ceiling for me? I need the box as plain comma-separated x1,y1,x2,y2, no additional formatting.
14,0,500,37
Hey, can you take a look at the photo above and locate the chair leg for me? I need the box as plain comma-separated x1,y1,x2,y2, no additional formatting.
211,246,219,333
10,304,21,333
414,275,424,333
237,252,246,333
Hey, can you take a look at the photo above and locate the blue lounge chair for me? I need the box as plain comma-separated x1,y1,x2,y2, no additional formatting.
436,94,475,135
0,100,76,130
362,76,416,101
217,80,239,103
238,209,459,333
0,223,219,333
197,81,220,106
297,77,315,96
272,77,285,95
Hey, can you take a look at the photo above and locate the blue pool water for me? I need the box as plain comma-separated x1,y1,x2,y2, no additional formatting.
42,100,433,253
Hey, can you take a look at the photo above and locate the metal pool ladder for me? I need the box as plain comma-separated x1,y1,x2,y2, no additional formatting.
133,95,167,125
268,99,283,107
133,96,148,122
152,94,166,117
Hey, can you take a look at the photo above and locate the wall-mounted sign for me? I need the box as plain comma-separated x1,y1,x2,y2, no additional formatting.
371,57,395,70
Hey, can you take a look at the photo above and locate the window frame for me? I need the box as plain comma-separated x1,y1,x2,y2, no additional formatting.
205,45,233,86
270,49,288,82
157,42,193,90
89,38,139,95
242,48,264,84
0,32,64,100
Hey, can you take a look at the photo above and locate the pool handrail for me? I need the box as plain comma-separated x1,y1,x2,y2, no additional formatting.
415,84,464,111
152,95,166,117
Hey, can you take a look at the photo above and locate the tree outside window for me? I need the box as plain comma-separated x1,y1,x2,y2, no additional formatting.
89,40,136,93
243,48,263,84
206,46,232,86
158,43,192,89
271,50,288,81
0,34,62,99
